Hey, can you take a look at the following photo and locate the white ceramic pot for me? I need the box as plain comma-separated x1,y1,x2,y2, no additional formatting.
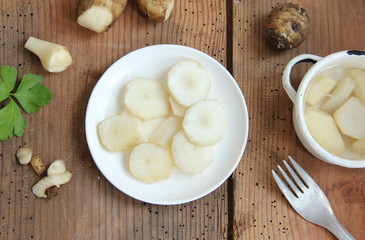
282,50,365,168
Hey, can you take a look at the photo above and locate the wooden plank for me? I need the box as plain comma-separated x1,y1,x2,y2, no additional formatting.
231,0,365,239
0,0,228,239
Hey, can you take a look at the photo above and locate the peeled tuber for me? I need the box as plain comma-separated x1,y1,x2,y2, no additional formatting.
266,3,310,49
136,0,175,22
77,0,128,33
25,37,73,73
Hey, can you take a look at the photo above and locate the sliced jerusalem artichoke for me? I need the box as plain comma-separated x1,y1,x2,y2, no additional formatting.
96,59,232,181
136,0,175,22
150,116,182,148
98,113,141,152
136,117,166,142
124,78,170,120
32,160,72,198
305,76,337,106
77,0,128,33
129,143,173,183
320,77,356,113
169,96,187,117
333,97,365,140
168,60,211,107
183,99,228,146
349,68,365,105
171,130,214,174
24,37,73,73
305,107,345,156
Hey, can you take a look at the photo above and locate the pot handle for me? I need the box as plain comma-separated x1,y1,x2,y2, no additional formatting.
282,54,323,103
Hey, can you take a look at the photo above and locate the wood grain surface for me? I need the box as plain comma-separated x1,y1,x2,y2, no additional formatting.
0,0,364,239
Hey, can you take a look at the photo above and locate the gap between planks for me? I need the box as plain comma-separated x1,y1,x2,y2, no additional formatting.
225,0,235,240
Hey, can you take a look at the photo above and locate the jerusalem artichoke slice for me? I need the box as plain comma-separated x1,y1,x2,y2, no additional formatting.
77,0,128,33
171,130,214,174
129,143,173,183
136,0,174,22
24,37,73,73
305,107,345,156
349,68,365,105
320,77,356,113
98,113,141,152
333,97,365,140
305,76,337,106
167,60,211,107
169,96,187,117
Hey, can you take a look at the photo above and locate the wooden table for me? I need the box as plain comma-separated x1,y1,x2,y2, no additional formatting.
1,0,364,239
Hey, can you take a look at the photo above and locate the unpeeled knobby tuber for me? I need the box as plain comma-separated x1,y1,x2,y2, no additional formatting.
266,3,310,49
136,0,175,22
24,37,73,73
77,0,128,33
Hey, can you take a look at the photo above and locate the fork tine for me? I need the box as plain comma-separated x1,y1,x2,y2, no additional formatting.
288,156,315,187
283,160,307,192
277,165,302,197
272,170,297,203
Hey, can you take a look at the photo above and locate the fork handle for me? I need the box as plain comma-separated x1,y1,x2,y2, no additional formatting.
326,217,355,240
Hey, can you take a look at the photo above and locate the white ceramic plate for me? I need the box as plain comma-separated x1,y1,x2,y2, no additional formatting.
85,45,249,205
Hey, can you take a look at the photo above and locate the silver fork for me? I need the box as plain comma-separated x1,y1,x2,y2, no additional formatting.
272,156,355,240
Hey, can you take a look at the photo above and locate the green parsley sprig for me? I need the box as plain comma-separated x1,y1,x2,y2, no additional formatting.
0,65,54,141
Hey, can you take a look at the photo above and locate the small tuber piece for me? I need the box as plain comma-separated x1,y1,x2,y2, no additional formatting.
136,0,175,22
77,0,128,33
30,155,47,177
32,160,72,198
24,37,73,73
305,107,345,156
266,3,310,49
333,97,365,140
16,147,33,165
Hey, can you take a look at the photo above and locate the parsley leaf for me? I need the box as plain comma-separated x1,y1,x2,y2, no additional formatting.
0,98,26,141
12,73,54,113
0,65,54,141
0,65,17,101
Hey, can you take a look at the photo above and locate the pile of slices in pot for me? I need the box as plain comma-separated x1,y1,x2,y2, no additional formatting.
304,68,365,157
97,59,228,183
